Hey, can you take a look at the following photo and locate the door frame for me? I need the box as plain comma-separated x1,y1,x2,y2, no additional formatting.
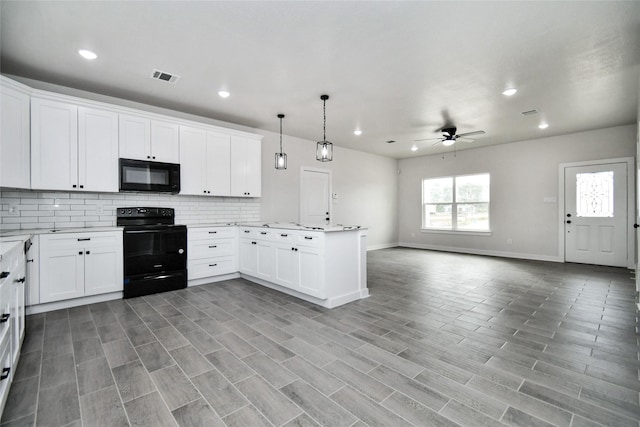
299,166,332,225
558,157,635,268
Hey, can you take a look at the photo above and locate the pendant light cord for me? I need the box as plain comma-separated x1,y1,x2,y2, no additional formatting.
279,116,283,153
323,98,327,142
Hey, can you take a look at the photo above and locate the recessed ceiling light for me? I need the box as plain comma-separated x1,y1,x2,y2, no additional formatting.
502,88,517,96
218,90,230,98
411,144,418,151
538,122,549,129
78,49,97,60
354,130,362,136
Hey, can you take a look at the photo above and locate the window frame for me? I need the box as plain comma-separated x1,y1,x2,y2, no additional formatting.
421,173,491,233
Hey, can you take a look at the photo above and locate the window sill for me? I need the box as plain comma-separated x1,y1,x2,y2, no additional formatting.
421,229,493,237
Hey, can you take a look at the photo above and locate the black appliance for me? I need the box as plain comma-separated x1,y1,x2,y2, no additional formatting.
119,158,181,194
117,207,187,299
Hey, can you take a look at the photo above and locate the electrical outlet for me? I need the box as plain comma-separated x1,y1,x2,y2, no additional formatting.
8,204,18,216
507,238,513,245
411,232,416,238
96,205,104,215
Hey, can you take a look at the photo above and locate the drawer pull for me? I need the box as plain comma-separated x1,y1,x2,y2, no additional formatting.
244,230,250,233
0,367,10,381
78,251,83,255
14,277,25,283
209,245,217,248
0,272,8,279
304,236,313,240
0,313,9,323
281,234,288,237
260,232,267,235
209,263,218,267
208,231,217,234
251,242,257,245
77,238,91,241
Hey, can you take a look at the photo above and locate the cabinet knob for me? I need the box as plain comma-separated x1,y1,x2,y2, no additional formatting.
251,242,257,245
14,277,25,283
152,156,156,159
78,251,83,255
79,185,84,189
147,156,151,159
0,367,10,381
0,272,9,279
72,185,77,188
203,190,207,194
86,251,90,255
0,313,9,323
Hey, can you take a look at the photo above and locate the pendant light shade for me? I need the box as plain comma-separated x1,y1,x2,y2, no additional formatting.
275,113,287,170
316,94,333,162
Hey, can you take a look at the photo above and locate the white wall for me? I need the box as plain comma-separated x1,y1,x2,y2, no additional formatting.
260,130,399,250
397,125,636,261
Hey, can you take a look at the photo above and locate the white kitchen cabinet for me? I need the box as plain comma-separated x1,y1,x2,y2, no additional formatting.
39,231,123,303
119,114,179,163
230,136,261,197
237,226,367,307
0,78,31,189
187,226,237,281
25,235,39,306
0,238,27,416
78,107,119,192
180,126,231,196
31,98,118,192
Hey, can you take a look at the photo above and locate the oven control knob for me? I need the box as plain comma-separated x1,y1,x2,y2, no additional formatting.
178,249,184,254
119,209,125,214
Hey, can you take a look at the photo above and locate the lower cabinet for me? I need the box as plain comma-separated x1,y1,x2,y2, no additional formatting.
239,228,326,299
187,227,237,280
0,239,27,416
39,231,123,303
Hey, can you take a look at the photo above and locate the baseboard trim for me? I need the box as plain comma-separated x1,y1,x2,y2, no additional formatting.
397,242,563,263
26,291,123,315
367,242,399,251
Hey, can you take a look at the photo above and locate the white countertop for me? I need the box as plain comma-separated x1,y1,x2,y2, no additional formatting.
0,227,122,238
236,222,366,232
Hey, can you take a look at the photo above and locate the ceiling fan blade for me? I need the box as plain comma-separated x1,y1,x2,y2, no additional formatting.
456,130,486,138
414,137,445,142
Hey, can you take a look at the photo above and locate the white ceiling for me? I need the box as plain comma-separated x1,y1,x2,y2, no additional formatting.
1,1,639,159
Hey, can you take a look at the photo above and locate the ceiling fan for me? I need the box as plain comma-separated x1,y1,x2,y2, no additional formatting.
415,127,486,147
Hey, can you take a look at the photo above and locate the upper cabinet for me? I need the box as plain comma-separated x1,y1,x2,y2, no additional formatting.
230,136,261,197
179,125,231,196
31,97,118,192
0,79,31,189
119,114,179,163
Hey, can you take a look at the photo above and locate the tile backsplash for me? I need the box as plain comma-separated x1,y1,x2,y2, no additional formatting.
0,189,261,231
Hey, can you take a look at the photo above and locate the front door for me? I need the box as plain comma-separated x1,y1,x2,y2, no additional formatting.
564,162,628,267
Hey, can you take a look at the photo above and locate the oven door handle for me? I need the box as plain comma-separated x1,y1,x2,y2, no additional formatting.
124,229,183,234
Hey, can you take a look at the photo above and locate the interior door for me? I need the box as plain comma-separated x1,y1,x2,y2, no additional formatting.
300,167,331,226
564,162,628,267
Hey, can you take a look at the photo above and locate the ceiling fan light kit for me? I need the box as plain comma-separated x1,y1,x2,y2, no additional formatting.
316,94,333,162
275,113,287,170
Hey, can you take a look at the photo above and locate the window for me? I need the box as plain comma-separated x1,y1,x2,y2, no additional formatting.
422,173,490,231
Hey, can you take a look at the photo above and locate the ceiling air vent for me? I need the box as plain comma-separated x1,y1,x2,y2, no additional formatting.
386,140,396,144
521,109,539,116
151,69,181,84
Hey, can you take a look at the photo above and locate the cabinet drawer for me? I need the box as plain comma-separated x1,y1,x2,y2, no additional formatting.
188,257,236,280
239,228,256,238
189,238,235,260
297,234,324,247
41,231,121,249
272,232,295,243
0,284,10,346
188,227,236,241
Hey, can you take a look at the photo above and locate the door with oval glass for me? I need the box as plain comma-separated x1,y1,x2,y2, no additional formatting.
564,161,628,267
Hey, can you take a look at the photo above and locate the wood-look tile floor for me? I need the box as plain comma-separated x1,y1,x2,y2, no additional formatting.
2,247,639,427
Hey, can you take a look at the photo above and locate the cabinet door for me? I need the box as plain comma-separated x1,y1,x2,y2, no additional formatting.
297,246,325,299
10,256,25,364
25,236,40,306
230,136,261,197
206,131,231,196
274,243,297,290
0,84,30,189
31,98,78,191
78,107,119,192
40,245,84,303
84,245,123,296
244,137,262,197
255,241,274,281
151,120,179,163
239,239,258,276
179,126,207,195
119,114,151,161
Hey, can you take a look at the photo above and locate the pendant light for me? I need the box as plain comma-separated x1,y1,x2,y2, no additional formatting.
275,114,287,170
316,94,333,162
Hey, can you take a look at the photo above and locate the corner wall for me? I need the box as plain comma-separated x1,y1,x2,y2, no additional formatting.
397,125,636,260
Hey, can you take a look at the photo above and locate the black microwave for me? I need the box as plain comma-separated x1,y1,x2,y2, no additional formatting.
119,158,180,194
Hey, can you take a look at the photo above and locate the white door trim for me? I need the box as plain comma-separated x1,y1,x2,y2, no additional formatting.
299,166,332,225
558,157,635,268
